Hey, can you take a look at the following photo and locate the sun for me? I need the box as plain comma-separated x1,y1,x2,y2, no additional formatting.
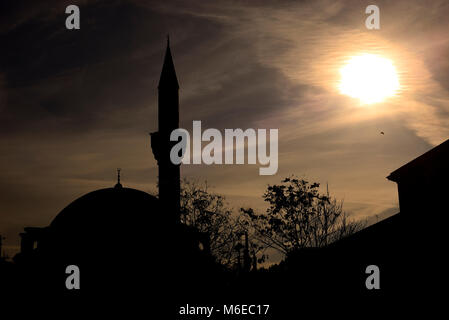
338,54,400,104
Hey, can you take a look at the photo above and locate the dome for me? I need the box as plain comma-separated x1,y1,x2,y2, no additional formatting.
43,186,163,263
34,184,216,294
50,187,159,231
24,185,218,295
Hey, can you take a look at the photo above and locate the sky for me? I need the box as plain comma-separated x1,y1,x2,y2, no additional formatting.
1,0,449,257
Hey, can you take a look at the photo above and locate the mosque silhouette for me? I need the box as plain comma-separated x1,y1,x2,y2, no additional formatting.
11,39,219,299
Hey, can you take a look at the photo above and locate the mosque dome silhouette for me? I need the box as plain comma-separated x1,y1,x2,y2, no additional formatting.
50,186,159,233
43,179,165,265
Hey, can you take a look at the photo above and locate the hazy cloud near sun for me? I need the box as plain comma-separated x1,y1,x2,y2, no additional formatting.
186,0,449,145
2,0,448,141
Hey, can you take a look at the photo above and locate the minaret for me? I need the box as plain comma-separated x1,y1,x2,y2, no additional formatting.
151,37,181,223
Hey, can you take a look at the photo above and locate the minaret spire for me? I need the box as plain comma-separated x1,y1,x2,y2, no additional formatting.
158,36,179,90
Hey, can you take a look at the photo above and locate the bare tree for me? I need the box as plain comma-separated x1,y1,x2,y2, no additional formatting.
180,179,262,268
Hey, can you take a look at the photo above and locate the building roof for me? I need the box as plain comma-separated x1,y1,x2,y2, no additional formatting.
329,212,402,250
387,139,449,182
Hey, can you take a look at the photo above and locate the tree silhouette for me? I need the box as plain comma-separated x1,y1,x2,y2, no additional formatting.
180,179,253,267
241,176,363,256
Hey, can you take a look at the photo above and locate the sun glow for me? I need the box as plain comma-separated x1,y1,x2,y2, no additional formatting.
339,54,400,104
